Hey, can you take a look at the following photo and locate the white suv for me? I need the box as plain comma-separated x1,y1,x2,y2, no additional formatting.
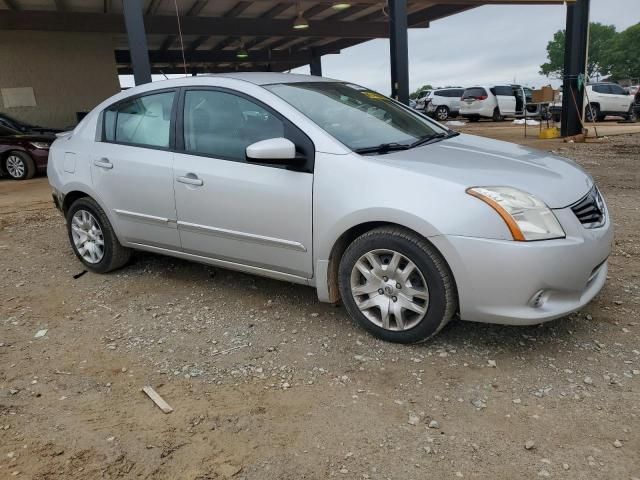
424,88,465,121
460,85,533,122
584,83,636,122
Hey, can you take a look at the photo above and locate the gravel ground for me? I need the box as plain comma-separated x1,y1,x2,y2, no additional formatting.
0,133,639,479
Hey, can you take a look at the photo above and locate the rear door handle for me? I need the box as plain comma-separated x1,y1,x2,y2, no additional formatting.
94,158,113,169
176,174,204,186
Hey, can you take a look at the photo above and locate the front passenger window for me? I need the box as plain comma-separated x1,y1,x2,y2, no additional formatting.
183,90,285,161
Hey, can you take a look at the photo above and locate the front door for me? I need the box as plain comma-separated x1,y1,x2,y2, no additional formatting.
173,88,313,278
91,89,180,250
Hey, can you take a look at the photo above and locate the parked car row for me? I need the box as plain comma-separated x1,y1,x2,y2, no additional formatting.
416,82,636,123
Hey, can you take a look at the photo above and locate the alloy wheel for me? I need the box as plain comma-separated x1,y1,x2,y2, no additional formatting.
71,209,105,264
436,107,448,121
350,249,429,331
6,155,25,178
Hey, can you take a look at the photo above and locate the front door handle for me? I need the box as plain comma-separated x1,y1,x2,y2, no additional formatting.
94,158,113,169
176,173,204,187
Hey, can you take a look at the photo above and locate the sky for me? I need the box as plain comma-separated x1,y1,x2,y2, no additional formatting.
120,0,637,93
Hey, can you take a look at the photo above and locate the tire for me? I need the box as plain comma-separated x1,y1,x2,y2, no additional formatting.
492,107,504,122
627,107,638,123
3,151,35,180
66,197,132,274
435,106,449,121
585,104,599,123
338,226,458,344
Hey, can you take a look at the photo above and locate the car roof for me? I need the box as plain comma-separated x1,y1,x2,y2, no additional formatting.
213,72,339,85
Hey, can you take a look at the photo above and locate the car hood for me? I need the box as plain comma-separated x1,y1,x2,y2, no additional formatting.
382,133,592,208
5,133,55,142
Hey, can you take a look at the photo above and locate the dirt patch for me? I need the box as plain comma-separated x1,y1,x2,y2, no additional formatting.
0,134,639,479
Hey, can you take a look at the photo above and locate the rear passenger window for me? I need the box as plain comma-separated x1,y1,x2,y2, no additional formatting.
103,91,175,148
494,86,513,96
609,84,626,95
183,90,285,161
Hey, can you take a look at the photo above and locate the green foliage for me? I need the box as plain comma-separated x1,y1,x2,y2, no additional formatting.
539,22,623,80
410,84,433,99
610,23,640,81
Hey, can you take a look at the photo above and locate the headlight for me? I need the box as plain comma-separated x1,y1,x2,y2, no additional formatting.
467,186,565,241
30,142,50,149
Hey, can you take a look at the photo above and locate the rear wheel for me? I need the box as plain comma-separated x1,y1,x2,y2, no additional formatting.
3,151,35,180
338,227,457,343
435,106,450,121
492,107,504,122
66,197,132,273
585,104,599,123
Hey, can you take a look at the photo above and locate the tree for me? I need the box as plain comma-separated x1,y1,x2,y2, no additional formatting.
540,22,617,80
410,84,433,99
609,23,640,81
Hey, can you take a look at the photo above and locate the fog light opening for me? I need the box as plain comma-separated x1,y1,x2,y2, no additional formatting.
529,290,547,308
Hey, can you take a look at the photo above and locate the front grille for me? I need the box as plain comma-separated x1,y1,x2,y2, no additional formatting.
571,186,605,228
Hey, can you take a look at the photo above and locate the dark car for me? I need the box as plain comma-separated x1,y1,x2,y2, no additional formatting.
0,113,63,135
0,125,54,180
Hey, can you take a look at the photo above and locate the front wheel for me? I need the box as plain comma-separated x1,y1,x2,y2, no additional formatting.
338,227,458,343
66,197,132,273
3,151,35,180
627,106,638,123
585,104,599,123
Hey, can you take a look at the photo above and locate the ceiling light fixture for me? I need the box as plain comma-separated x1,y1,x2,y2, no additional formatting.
331,1,351,10
236,42,249,59
293,3,309,29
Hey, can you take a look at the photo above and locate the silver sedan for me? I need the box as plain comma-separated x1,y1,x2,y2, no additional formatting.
48,73,612,343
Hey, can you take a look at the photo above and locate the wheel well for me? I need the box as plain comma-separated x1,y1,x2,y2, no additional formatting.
62,191,90,215
325,222,453,304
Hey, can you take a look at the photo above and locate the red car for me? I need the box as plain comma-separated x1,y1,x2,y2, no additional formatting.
0,125,53,180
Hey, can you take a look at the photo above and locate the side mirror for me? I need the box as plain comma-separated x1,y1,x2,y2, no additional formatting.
246,138,299,165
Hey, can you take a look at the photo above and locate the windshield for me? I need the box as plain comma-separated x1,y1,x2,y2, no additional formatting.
264,82,446,151
0,114,29,130
0,124,19,137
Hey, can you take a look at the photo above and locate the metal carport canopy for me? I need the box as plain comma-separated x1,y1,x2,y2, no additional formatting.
0,0,572,76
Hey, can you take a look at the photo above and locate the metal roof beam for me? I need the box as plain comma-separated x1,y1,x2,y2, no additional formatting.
0,11,399,37
115,48,340,64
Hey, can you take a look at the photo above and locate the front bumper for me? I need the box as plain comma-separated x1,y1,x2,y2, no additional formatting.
430,206,613,325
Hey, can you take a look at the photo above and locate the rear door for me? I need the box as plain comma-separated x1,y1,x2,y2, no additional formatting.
92,89,181,250
608,84,631,112
172,87,314,279
493,85,516,115
461,87,487,112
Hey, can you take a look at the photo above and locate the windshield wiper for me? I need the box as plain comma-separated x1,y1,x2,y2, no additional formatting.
354,142,411,155
409,132,448,148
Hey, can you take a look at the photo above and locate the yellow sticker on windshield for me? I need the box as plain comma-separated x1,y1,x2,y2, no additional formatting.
362,91,385,100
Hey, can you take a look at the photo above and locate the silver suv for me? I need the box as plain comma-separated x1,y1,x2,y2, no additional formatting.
49,73,612,343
